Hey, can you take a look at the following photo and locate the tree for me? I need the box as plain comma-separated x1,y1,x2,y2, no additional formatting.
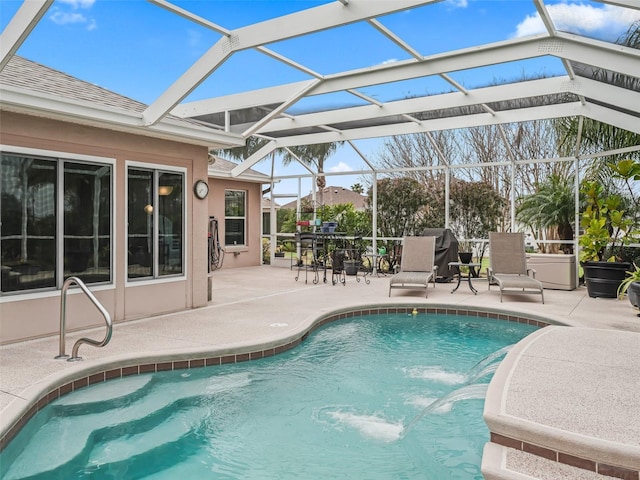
516,174,575,253
556,21,640,185
422,177,446,228
367,177,429,238
217,138,342,207
351,183,364,194
281,143,342,206
278,208,298,233
449,180,505,269
377,131,453,184
215,136,269,164
450,180,505,239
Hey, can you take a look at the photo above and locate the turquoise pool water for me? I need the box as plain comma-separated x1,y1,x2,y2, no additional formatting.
0,313,537,479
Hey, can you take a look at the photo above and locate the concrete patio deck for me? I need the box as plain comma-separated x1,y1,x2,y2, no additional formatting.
1,265,639,478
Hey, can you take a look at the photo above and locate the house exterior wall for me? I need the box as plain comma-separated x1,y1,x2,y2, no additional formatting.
207,177,263,269
0,111,210,344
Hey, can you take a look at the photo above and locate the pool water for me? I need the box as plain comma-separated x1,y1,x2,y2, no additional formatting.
0,313,537,479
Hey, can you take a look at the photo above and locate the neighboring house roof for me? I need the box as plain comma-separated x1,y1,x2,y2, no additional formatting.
207,156,270,184
282,186,367,211
0,56,243,149
262,197,280,211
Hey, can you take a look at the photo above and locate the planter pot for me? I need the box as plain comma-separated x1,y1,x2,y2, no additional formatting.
628,282,640,310
344,260,360,276
332,250,346,272
582,261,631,299
321,221,338,233
458,252,472,264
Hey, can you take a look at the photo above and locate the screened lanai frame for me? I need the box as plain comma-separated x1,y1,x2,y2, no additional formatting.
265,138,640,276
1,0,639,275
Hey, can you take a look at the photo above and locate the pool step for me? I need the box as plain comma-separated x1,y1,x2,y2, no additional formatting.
1,395,209,480
482,443,622,480
88,405,210,465
52,374,154,415
1,372,251,479
88,429,207,479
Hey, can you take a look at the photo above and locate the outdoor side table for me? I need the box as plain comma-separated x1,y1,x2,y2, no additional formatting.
448,262,481,294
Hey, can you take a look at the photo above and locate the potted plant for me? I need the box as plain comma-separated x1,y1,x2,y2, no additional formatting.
617,263,640,312
457,240,474,264
579,159,640,298
300,199,315,214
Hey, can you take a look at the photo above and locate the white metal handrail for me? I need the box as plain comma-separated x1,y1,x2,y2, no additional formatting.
55,276,112,362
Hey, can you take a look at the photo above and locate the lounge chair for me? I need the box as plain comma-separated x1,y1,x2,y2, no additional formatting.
487,232,544,304
389,236,437,298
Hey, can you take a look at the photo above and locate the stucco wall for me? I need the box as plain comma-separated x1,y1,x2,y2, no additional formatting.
207,177,263,269
0,111,210,344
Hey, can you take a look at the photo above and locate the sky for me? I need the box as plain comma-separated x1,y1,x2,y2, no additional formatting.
1,0,638,196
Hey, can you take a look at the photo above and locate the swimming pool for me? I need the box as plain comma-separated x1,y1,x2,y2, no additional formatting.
0,312,538,479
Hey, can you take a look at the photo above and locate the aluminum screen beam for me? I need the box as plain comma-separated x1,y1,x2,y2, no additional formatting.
592,0,640,9
142,0,440,126
174,33,637,129
229,102,589,176
173,35,551,118
256,77,639,137
0,0,52,71
270,102,586,147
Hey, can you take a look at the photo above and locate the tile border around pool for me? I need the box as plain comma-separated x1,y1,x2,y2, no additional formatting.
490,432,640,480
0,304,549,454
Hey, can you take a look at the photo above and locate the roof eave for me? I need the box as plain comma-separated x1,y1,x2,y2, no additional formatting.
0,85,246,149
207,167,271,184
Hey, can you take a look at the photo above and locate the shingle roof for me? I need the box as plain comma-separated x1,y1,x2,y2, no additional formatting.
1,55,147,113
0,55,211,130
262,197,280,210
207,155,270,182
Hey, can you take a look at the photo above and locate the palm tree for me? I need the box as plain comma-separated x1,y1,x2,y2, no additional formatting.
218,139,342,208
214,136,269,164
211,137,269,165
351,183,364,194
281,143,342,206
516,174,575,253
556,21,640,184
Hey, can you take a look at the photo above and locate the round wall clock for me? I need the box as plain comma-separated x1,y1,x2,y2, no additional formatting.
194,179,209,199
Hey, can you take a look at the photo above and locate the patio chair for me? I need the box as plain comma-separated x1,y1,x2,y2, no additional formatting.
389,236,437,298
487,232,544,304
294,232,324,284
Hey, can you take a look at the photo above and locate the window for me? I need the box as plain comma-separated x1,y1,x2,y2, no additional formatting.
225,190,246,246
1,152,112,295
127,167,184,279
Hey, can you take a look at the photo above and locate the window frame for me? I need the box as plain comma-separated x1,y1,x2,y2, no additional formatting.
0,145,115,299
125,161,187,285
224,189,247,248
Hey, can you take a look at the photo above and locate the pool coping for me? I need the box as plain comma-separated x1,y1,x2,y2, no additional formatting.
1,303,637,480
483,326,640,479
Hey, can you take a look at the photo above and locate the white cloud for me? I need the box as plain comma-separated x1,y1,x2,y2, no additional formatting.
50,11,87,25
446,0,468,7
49,0,96,29
380,58,398,65
328,162,354,173
57,0,96,8
513,3,640,39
